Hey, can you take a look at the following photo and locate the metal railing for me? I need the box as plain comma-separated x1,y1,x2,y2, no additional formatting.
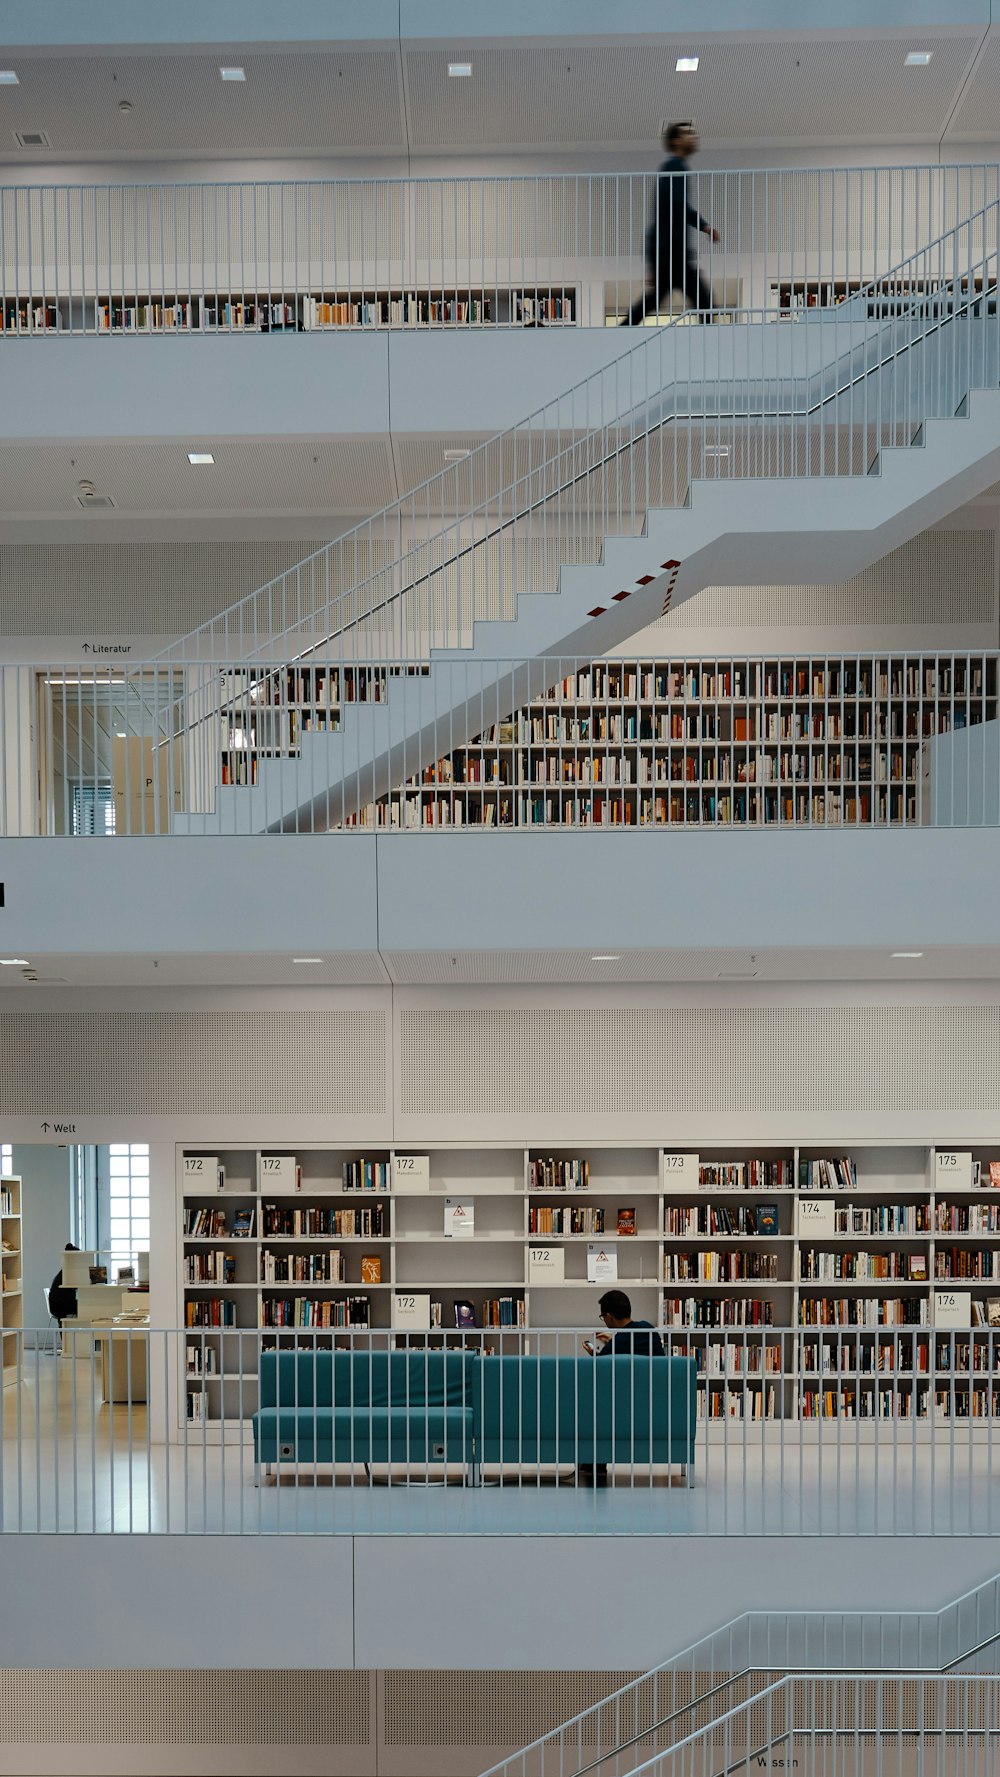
14,651,1000,836
5,1326,1000,1535
595,1675,1000,1777
0,165,997,335
152,199,1000,667
480,1577,1000,1777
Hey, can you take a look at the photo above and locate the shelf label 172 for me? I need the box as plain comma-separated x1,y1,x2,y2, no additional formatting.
662,1153,698,1191
393,1293,431,1330
392,1154,430,1193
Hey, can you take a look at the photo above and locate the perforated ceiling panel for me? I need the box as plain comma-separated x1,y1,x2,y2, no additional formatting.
0,1011,386,1117
405,37,982,149
0,53,405,159
0,540,324,635
0,1668,370,1744
659,528,996,630
382,1669,639,1747
0,440,396,519
946,29,1000,141
400,1004,1000,1119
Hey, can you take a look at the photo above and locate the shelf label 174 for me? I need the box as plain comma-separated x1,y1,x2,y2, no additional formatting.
935,1151,973,1191
662,1153,698,1191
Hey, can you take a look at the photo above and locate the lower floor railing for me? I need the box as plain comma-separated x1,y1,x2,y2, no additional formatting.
3,1327,1000,1534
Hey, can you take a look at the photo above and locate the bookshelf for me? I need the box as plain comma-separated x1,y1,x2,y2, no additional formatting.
1,1176,22,1385
771,276,998,319
213,652,996,830
2,286,577,338
178,1143,1000,1431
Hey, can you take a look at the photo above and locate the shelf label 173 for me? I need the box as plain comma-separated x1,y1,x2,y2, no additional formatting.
662,1153,698,1190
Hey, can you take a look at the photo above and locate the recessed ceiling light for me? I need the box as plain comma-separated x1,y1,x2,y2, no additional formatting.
905,51,933,65
676,56,700,72
448,63,472,77
292,957,324,964
717,971,758,980
443,449,471,461
0,958,30,966
219,67,246,81
705,445,730,457
891,951,924,959
187,452,214,465
115,730,127,738
591,953,621,962
0,72,19,85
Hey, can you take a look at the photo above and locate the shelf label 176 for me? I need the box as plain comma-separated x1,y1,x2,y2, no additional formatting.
934,1289,972,1328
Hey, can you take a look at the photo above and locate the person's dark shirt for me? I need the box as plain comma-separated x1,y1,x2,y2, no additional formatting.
48,1269,77,1323
655,154,707,250
598,1319,665,1356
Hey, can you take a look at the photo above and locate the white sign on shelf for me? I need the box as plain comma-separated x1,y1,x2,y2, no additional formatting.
393,1293,431,1331
257,1154,298,1193
528,1247,565,1284
662,1153,699,1192
393,1154,430,1194
444,1198,475,1239
183,1155,222,1191
934,1289,972,1329
587,1245,618,1283
796,1198,836,1238
935,1151,973,1191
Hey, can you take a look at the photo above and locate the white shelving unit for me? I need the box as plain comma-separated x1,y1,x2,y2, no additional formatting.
1,1175,23,1386
177,1144,1000,1429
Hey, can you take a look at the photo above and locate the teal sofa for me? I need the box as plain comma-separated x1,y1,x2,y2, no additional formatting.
252,1349,696,1485
477,1355,696,1483
252,1349,479,1484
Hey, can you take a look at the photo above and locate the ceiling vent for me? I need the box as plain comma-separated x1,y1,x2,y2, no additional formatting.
75,493,115,510
13,130,51,148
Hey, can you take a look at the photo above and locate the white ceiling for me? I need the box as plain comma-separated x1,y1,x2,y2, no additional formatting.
4,945,1000,989
0,28,999,163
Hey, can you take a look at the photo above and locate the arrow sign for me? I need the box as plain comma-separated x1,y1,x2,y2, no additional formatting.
81,642,91,653
40,1121,49,1131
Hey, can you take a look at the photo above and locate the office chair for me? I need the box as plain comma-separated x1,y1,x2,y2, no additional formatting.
42,1285,61,1355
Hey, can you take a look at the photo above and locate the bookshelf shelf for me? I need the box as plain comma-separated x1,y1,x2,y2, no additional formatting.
177,1143,1000,1425
1,1177,23,1387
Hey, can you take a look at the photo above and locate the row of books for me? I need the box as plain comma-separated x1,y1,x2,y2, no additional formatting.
259,1297,371,1328
798,1157,858,1192
185,1300,237,1327
664,1254,781,1282
936,1201,1000,1230
260,1250,346,1283
800,1252,927,1281
529,1158,590,1191
799,1298,928,1326
674,1344,783,1376
184,1253,238,1284
664,1205,779,1236
696,1161,794,1193
528,1207,606,1235
0,1188,13,1216
343,1160,390,1192
797,1389,929,1419
260,1205,388,1237
935,1252,1000,1279
699,1387,778,1420
662,1299,774,1327
185,1346,219,1375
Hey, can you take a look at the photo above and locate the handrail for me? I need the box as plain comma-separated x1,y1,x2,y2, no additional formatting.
155,196,999,667
478,1566,1000,1777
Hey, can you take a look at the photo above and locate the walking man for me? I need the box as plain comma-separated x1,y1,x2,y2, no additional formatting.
626,121,720,324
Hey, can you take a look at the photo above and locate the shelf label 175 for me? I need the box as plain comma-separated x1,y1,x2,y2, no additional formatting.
935,1151,973,1190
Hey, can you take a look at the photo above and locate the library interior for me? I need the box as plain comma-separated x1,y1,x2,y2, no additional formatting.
8,2,1000,1773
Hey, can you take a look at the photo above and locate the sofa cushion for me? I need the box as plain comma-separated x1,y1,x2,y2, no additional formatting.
258,1349,478,1410
254,1404,474,1462
477,1355,696,1463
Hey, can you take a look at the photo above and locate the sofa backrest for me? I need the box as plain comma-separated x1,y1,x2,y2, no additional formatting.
259,1348,478,1409
478,1354,696,1439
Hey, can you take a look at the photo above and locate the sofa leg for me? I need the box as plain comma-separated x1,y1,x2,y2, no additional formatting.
686,1463,695,1489
467,1460,482,1488
253,1462,259,1489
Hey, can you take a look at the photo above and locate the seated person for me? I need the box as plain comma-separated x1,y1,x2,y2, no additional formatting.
48,1242,80,1325
580,1288,664,1483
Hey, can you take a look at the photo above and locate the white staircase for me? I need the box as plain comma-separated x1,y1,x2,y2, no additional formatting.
168,221,1000,834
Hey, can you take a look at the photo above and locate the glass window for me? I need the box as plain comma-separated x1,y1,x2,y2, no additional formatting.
102,1143,151,1277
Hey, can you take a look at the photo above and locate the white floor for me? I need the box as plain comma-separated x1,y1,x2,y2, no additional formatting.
2,1356,999,1535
